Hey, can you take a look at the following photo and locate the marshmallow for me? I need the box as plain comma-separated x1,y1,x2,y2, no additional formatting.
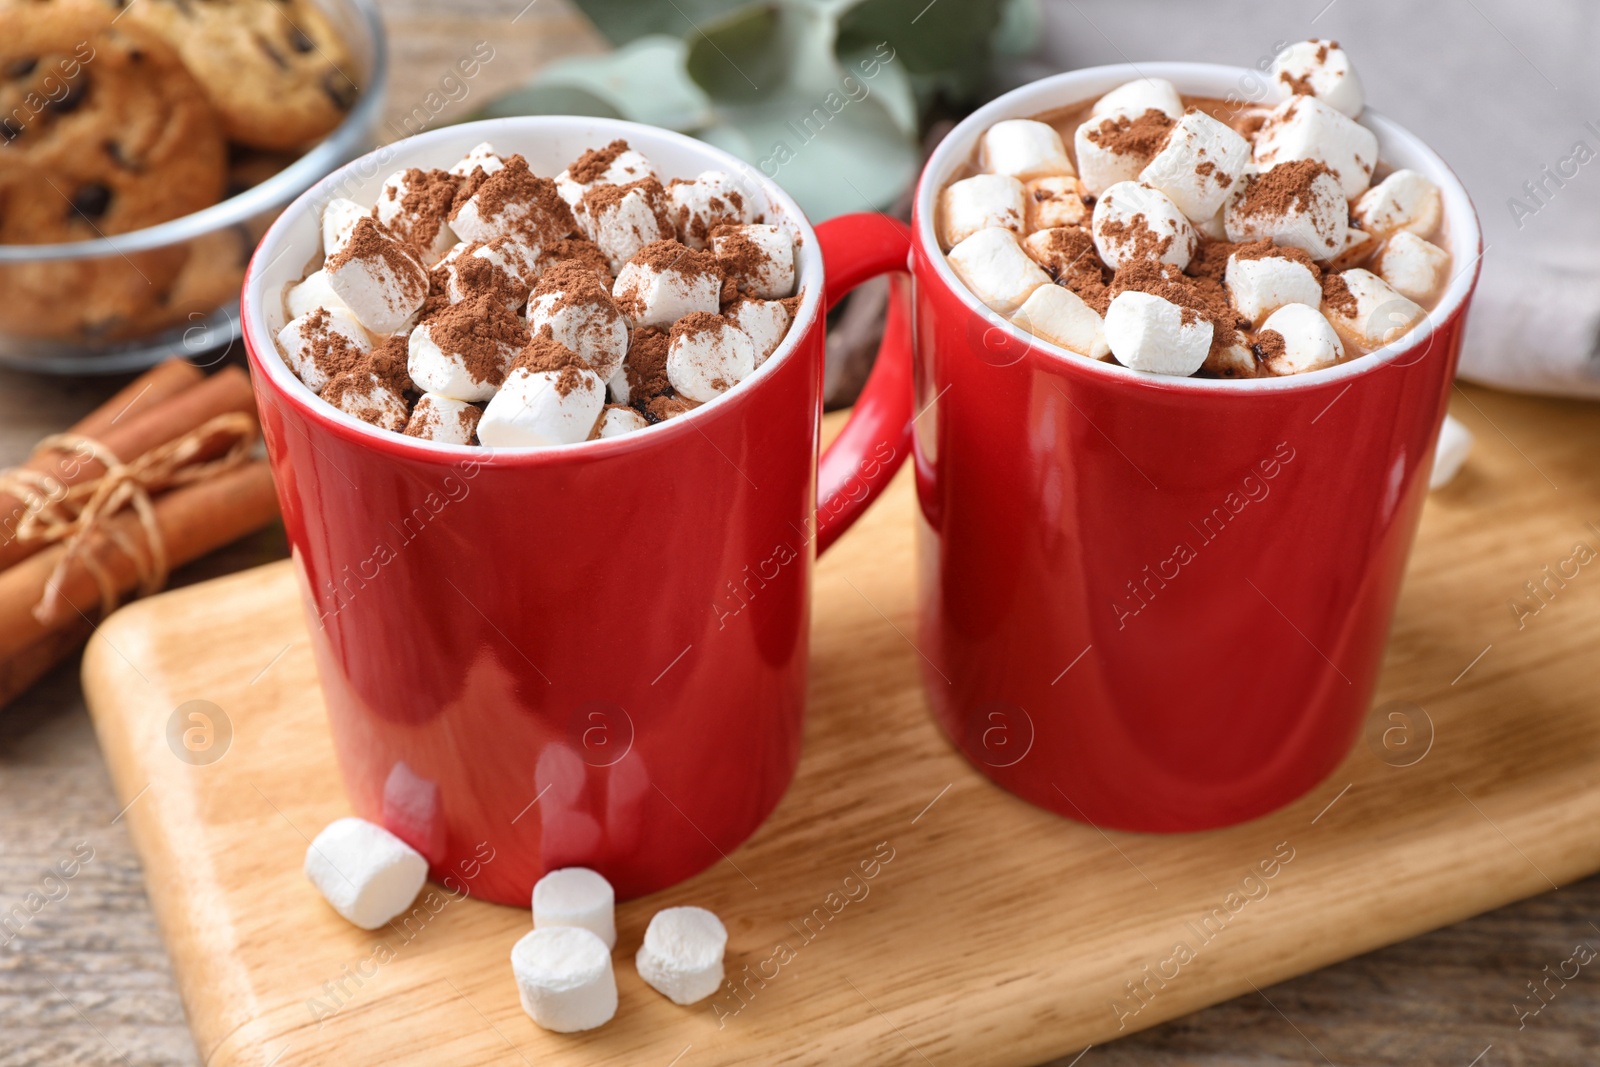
1091,181,1197,271
277,307,371,394
1091,77,1184,121
326,216,430,334
579,178,675,274
375,168,460,264
1378,231,1450,303
479,356,606,448
648,395,700,421
667,313,756,402
666,170,756,248
1103,290,1212,376
444,237,538,311
596,405,649,438
1257,302,1344,375
511,927,617,1033
606,364,632,406
981,119,1074,181
939,173,1026,248
1253,95,1379,200
532,867,616,949
323,369,411,432
1075,112,1170,197
1011,283,1109,360
450,141,505,177
407,297,525,402
403,392,481,445
613,240,722,327
1323,268,1427,348
1022,226,1101,280
303,817,428,930
1023,176,1090,231
1271,39,1364,117
1430,414,1473,489
636,906,727,1006
1225,248,1323,324
1224,162,1348,261
526,264,629,379
450,156,576,249
1139,110,1251,224
321,197,367,257
946,227,1051,314
285,269,351,320
1195,205,1228,241
1331,226,1378,270
1205,342,1259,378
724,296,791,364
1353,169,1443,238
713,223,796,299
555,141,658,209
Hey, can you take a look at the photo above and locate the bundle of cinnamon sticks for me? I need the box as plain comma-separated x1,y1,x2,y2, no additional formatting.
0,360,281,707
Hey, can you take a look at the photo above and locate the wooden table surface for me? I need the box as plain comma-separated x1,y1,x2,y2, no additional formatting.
2,3,1599,1066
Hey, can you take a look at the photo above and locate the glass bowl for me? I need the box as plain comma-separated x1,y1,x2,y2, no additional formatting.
0,0,388,375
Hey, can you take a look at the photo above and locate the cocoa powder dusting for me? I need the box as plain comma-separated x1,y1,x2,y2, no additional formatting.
1252,329,1287,365
621,325,671,409
1097,214,1173,263
365,334,416,396
1230,237,1323,283
452,154,576,246
301,307,367,379
393,168,463,254
540,237,612,286
1278,70,1315,96
426,292,528,387
1321,272,1357,318
1230,159,1332,221
1028,226,1108,305
1085,109,1174,157
567,139,631,185
326,217,426,307
1100,260,1241,351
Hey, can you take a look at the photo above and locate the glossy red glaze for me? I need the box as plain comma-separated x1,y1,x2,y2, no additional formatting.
242,119,912,905
904,65,1483,832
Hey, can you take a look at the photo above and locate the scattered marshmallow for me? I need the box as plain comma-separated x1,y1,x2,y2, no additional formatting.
511,927,617,1033
375,168,459,263
1253,95,1379,200
479,354,606,448
1091,77,1184,121
326,216,429,334
555,141,658,209
1205,341,1259,378
579,178,675,274
982,119,1074,181
407,300,523,402
1323,268,1426,348
303,817,428,930
667,313,756,402
1023,175,1090,231
1075,113,1166,197
946,227,1051,314
404,393,481,445
596,405,649,438
713,224,796,299
532,867,616,949
324,369,411,432
667,170,755,248
444,238,539,311
1092,181,1197,271
1353,169,1443,238
276,307,371,394
612,240,722,327
1139,110,1251,224
321,197,367,257
285,269,351,320
450,141,505,177
1378,231,1451,303
939,173,1026,248
724,296,791,364
1103,290,1212,376
636,906,727,1006
527,266,629,379
450,156,575,249
1224,163,1348,261
1271,39,1364,118
1011,283,1109,359
1257,302,1344,375
1429,414,1473,489
1225,249,1323,324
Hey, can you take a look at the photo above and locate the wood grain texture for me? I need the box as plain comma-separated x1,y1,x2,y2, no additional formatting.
79,387,1600,1066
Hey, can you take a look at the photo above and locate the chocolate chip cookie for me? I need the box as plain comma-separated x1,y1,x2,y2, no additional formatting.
117,0,361,150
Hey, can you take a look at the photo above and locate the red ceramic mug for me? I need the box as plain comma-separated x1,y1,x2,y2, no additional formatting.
242,117,915,905
905,63,1482,831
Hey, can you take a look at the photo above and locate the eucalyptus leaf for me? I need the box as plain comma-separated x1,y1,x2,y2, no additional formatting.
489,36,714,131
476,83,622,122
836,0,1006,99
683,4,788,101
567,0,752,47
992,0,1042,56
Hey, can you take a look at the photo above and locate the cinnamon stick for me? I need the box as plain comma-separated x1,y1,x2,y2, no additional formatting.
0,460,280,661
0,618,94,709
70,359,204,442
0,366,256,571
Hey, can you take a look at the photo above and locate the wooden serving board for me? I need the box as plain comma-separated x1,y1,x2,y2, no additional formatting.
84,388,1600,1067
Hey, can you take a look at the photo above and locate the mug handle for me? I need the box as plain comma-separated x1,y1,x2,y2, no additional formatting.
812,212,915,555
